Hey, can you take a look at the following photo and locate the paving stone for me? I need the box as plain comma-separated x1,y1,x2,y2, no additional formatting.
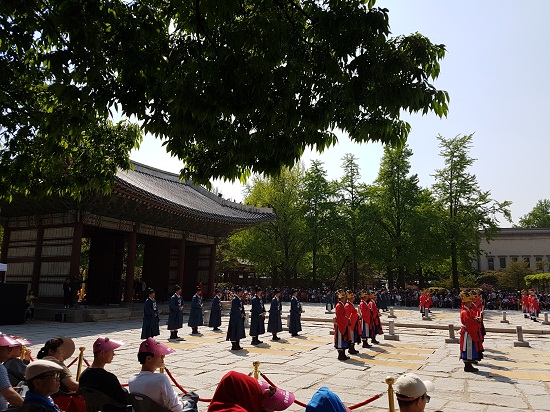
10,304,550,411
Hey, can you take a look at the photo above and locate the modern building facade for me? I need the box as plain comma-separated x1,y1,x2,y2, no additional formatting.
475,228,550,272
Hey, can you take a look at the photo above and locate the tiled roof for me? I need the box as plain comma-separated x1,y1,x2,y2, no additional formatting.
115,162,276,225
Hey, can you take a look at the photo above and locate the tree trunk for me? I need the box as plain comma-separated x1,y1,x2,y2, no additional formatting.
451,241,459,290
386,266,394,289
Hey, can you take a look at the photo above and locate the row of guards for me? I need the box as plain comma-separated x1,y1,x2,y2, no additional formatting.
32,346,405,411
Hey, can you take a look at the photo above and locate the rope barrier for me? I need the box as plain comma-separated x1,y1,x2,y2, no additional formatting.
63,355,386,409
66,357,78,368
348,393,384,409
164,366,212,403
260,371,382,409
65,355,89,369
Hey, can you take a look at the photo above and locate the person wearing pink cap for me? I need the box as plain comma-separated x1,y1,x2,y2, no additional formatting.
0,334,24,410
79,337,128,407
128,338,186,412
4,336,31,387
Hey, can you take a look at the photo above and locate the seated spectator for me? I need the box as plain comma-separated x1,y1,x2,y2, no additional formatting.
4,336,31,387
128,338,192,412
208,370,294,412
79,337,128,407
23,359,64,412
393,373,435,412
36,337,79,392
0,334,24,410
306,386,350,412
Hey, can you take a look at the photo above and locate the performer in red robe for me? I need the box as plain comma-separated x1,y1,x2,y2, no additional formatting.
334,290,350,361
528,289,540,322
344,290,360,355
521,289,529,318
367,292,382,344
359,291,372,348
459,290,483,372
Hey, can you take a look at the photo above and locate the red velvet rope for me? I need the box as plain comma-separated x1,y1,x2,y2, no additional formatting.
64,356,383,410
260,372,383,409
164,367,212,403
348,393,383,409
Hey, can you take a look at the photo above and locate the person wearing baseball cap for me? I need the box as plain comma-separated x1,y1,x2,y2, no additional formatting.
4,336,32,387
23,359,64,412
36,337,79,392
0,333,24,410
128,338,188,412
306,386,351,412
79,337,128,406
393,373,435,412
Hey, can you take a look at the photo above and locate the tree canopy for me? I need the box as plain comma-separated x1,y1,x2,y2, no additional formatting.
1,0,449,199
517,199,550,228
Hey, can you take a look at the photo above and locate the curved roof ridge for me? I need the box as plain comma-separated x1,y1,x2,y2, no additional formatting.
118,161,275,221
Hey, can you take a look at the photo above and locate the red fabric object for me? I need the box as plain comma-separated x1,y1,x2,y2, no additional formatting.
359,300,371,324
344,302,358,325
334,302,348,335
208,371,263,412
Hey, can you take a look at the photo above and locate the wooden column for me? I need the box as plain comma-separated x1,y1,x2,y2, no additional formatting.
69,222,83,279
177,238,186,288
31,223,44,294
207,243,217,299
124,227,137,302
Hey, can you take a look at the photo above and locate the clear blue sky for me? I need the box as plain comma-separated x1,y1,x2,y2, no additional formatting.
131,0,550,226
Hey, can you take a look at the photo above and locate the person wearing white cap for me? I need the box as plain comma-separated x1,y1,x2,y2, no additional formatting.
128,338,186,412
23,359,64,412
79,337,128,406
0,334,24,410
393,373,435,412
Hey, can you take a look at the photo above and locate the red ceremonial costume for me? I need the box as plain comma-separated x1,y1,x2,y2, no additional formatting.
334,300,349,350
367,296,383,337
459,291,483,372
359,297,372,339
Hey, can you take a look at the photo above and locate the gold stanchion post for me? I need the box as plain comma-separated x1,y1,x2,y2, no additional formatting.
76,347,86,381
252,361,260,380
20,346,27,360
385,376,395,412
160,364,165,374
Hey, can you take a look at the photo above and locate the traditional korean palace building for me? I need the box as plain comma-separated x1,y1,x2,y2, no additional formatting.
474,228,550,272
0,162,276,304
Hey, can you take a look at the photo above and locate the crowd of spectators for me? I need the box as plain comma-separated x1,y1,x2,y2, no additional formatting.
219,285,550,311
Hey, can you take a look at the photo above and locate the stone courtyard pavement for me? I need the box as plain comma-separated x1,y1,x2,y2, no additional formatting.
4,304,550,411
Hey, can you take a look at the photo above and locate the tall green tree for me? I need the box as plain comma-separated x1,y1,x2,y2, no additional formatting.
335,154,369,289
300,161,337,285
368,144,423,288
432,134,511,290
517,199,550,228
1,1,449,198
229,167,307,286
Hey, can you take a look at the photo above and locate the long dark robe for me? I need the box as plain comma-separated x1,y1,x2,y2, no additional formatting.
226,295,246,341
